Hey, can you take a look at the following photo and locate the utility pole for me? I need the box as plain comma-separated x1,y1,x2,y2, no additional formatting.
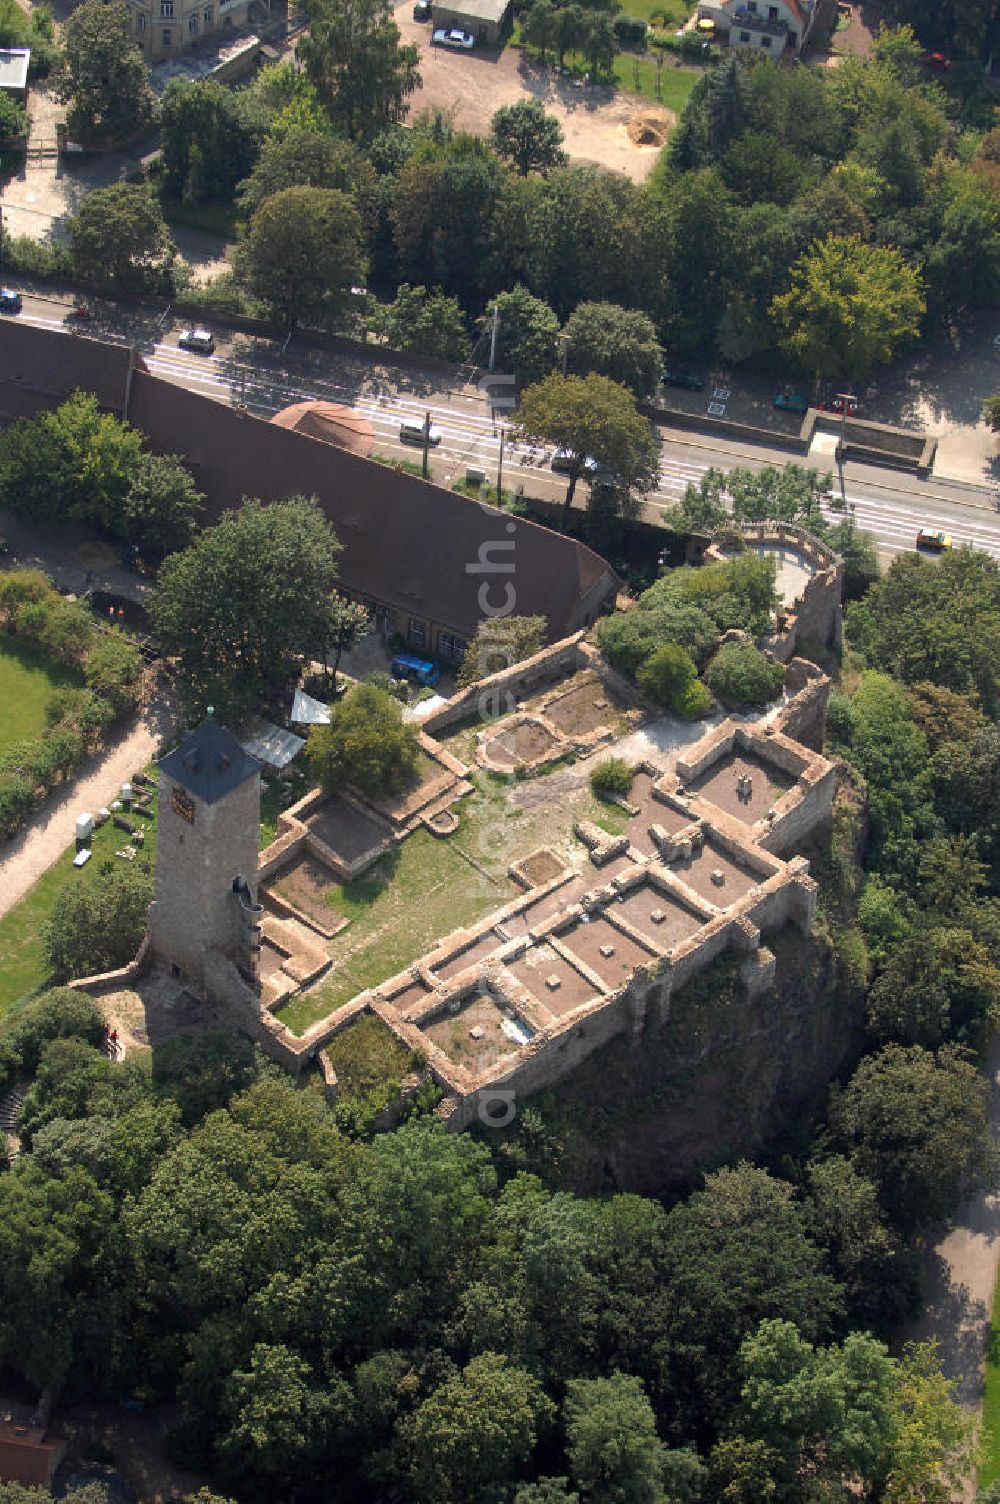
558,332,569,376
422,409,431,479
489,304,499,371
835,389,855,507
497,425,505,501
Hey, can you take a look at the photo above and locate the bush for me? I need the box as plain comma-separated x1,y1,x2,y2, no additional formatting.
41,860,154,983
674,678,712,718
636,642,700,711
590,757,633,798
0,772,34,838
613,14,647,46
0,90,26,141
1,233,70,279
0,987,106,1096
704,642,785,706
306,683,420,797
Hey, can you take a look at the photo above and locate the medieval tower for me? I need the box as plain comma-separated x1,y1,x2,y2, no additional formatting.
148,716,263,996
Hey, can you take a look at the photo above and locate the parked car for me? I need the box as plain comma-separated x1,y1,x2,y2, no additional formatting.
922,51,950,72
0,288,22,314
413,0,432,17
179,327,215,353
773,392,809,413
663,366,705,391
432,26,475,47
829,394,858,415
551,449,600,476
400,417,442,445
916,528,953,551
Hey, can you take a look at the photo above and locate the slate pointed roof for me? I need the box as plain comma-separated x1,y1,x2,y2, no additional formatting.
159,715,260,806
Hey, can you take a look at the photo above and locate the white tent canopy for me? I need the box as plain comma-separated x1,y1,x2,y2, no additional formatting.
291,688,331,726
239,717,305,773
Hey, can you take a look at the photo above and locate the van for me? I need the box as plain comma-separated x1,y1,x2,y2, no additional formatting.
400,417,442,446
391,653,440,687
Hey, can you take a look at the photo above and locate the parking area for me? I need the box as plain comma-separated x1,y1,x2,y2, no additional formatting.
394,0,677,181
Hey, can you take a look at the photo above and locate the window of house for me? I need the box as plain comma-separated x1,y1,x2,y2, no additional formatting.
160,0,173,16
162,26,172,42
137,11,145,27
768,3,778,15
188,11,197,29
747,1,756,9
761,33,771,44
438,633,466,663
739,29,750,40
408,619,426,649
204,7,212,21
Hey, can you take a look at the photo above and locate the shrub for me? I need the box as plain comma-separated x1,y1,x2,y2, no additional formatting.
674,678,712,718
636,642,700,711
0,987,106,1096
0,90,26,141
590,757,633,798
613,14,647,46
84,630,143,716
0,772,34,837
704,642,785,706
306,683,420,797
42,859,154,983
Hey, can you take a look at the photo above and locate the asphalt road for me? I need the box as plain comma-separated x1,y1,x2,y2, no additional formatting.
8,287,1000,563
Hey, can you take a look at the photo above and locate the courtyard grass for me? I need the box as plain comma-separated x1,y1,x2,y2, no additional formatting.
0,637,83,756
0,775,159,1019
324,1011,419,1099
276,768,628,1035
611,52,701,111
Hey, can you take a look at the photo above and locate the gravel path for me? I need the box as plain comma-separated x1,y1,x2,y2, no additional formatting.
0,714,162,922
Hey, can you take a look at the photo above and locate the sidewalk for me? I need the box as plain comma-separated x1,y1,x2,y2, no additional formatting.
0,711,164,922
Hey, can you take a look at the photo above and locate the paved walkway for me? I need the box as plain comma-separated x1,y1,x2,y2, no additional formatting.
0,712,164,922
903,1032,1000,1501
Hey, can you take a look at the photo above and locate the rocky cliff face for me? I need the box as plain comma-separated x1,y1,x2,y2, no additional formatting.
501,918,866,1201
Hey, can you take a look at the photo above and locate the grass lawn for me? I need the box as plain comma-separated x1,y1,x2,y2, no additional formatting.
612,52,701,111
277,770,627,1035
0,774,159,1020
324,1012,418,1099
0,638,83,757
980,1264,1000,1489
627,0,694,21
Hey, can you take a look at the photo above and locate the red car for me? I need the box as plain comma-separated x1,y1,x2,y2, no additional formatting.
829,395,859,416
922,51,950,73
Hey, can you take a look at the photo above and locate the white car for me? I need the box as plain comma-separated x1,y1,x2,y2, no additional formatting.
432,26,475,47
400,417,443,446
178,327,215,354
551,449,601,476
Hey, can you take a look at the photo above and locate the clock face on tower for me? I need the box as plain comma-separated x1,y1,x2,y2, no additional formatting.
172,786,196,824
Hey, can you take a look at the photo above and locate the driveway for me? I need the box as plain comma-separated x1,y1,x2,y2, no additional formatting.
394,3,674,181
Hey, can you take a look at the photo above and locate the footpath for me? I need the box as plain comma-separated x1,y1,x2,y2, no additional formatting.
0,714,161,922
903,1032,1000,1502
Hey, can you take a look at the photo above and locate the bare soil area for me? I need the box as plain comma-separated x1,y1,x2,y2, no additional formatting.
395,3,673,181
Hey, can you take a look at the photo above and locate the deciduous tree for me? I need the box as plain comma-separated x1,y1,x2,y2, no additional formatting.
297,0,420,141
563,302,663,398
236,186,366,332
42,859,153,984
66,182,173,292
306,682,419,796
58,0,156,142
490,100,566,176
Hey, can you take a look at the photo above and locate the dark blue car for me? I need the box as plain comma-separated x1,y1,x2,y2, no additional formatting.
0,289,22,314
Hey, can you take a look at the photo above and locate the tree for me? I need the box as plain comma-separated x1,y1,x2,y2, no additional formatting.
0,987,106,1095
121,452,204,554
18,1037,115,1145
319,592,371,685
564,1374,666,1504
480,286,560,386
236,186,366,332
636,644,709,718
84,630,143,717
563,303,663,399
0,392,143,528
400,1352,553,1504
42,859,153,983
659,1163,842,1436
771,235,925,383
490,100,566,176
297,0,420,141
704,643,785,707
160,79,268,206
149,497,343,719
236,127,379,228
217,1343,353,1489
583,11,616,77
806,1155,916,1333
392,137,506,305
832,1043,994,1233
553,3,586,67
456,615,546,690
67,182,173,292
516,373,659,526
521,0,557,62
0,90,26,142
306,683,419,796
58,0,156,142
983,392,1000,431
865,926,1000,1046
515,1483,579,1504
371,283,469,362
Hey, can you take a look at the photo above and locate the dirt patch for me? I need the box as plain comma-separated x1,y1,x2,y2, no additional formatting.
306,795,391,865
687,751,795,826
98,968,209,1054
485,717,562,769
672,837,762,905
423,988,529,1070
540,670,629,739
432,930,506,981
559,912,658,987
613,883,704,947
506,942,598,1016
269,852,348,936
627,109,670,147
514,847,566,887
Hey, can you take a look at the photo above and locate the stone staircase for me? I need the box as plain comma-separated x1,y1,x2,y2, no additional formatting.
0,1082,26,1164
